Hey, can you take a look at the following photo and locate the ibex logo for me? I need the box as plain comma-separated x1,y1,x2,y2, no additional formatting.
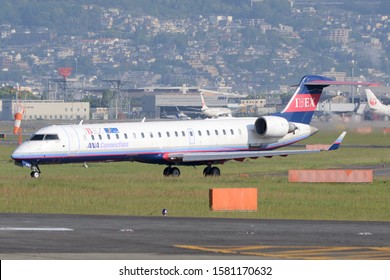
295,97,316,108
285,94,320,112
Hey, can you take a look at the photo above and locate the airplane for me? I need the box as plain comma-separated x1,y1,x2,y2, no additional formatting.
365,89,390,118
200,91,232,118
11,75,375,178
161,107,191,120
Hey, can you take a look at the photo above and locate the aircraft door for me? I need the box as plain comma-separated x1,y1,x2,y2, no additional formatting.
62,127,80,155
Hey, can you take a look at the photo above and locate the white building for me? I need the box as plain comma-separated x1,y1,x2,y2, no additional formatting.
0,100,90,120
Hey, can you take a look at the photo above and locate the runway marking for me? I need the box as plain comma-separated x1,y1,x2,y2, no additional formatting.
0,227,74,231
175,245,390,260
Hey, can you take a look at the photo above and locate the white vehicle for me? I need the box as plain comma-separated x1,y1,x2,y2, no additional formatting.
365,89,390,118
200,92,232,118
12,75,373,178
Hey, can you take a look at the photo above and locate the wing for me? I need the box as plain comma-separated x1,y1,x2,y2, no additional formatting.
166,131,347,163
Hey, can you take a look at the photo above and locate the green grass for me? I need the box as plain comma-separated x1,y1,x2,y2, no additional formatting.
1,129,390,221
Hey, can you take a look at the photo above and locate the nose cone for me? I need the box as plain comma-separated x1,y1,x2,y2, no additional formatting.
11,143,27,160
11,146,21,160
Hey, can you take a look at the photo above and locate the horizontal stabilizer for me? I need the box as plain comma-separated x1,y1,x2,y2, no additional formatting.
304,80,380,86
328,131,347,151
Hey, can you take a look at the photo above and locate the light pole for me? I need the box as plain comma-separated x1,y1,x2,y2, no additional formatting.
351,59,355,111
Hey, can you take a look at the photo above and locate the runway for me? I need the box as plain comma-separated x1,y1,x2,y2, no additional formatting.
1,213,390,260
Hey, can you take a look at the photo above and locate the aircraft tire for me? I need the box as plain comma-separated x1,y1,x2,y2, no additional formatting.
203,166,212,176
30,171,40,178
209,167,221,176
163,167,171,176
169,167,180,177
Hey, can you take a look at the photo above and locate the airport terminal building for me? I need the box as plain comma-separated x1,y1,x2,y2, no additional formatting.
0,100,90,121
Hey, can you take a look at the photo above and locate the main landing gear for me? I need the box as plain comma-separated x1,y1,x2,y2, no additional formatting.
163,166,181,177
30,165,41,178
162,165,221,177
203,166,220,177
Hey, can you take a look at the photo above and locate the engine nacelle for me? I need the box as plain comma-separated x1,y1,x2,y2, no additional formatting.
254,116,297,137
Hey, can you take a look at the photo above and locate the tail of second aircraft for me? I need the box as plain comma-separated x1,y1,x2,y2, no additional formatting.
366,89,384,110
200,92,208,110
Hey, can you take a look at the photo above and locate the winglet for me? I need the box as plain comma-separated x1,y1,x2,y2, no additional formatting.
327,131,347,151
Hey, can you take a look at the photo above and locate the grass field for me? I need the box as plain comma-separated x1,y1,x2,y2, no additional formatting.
1,127,389,221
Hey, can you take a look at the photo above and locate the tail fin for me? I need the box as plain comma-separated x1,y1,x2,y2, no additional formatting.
273,75,378,124
273,75,333,124
365,89,384,110
200,92,208,110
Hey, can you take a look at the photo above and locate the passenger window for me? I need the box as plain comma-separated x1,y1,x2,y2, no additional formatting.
116,134,119,139
107,134,111,140
206,130,210,136
141,132,145,138
223,129,226,135
175,131,178,137
230,129,234,135
215,130,219,136
91,135,95,141
158,132,162,138
124,133,128,139
182,131,185,137
190,131,193,136
98,135,102,140
166,132,170,137
198,130,202,136
150,132,153,138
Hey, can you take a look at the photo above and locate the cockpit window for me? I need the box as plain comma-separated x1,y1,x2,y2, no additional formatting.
29,134,45,141
44,134,59,140
29,134,59,141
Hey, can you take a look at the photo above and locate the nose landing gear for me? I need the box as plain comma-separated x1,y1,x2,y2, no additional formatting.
30,165,41,178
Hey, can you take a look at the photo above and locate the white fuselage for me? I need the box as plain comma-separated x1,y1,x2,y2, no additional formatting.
12,117,313,166
201,107,232,118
